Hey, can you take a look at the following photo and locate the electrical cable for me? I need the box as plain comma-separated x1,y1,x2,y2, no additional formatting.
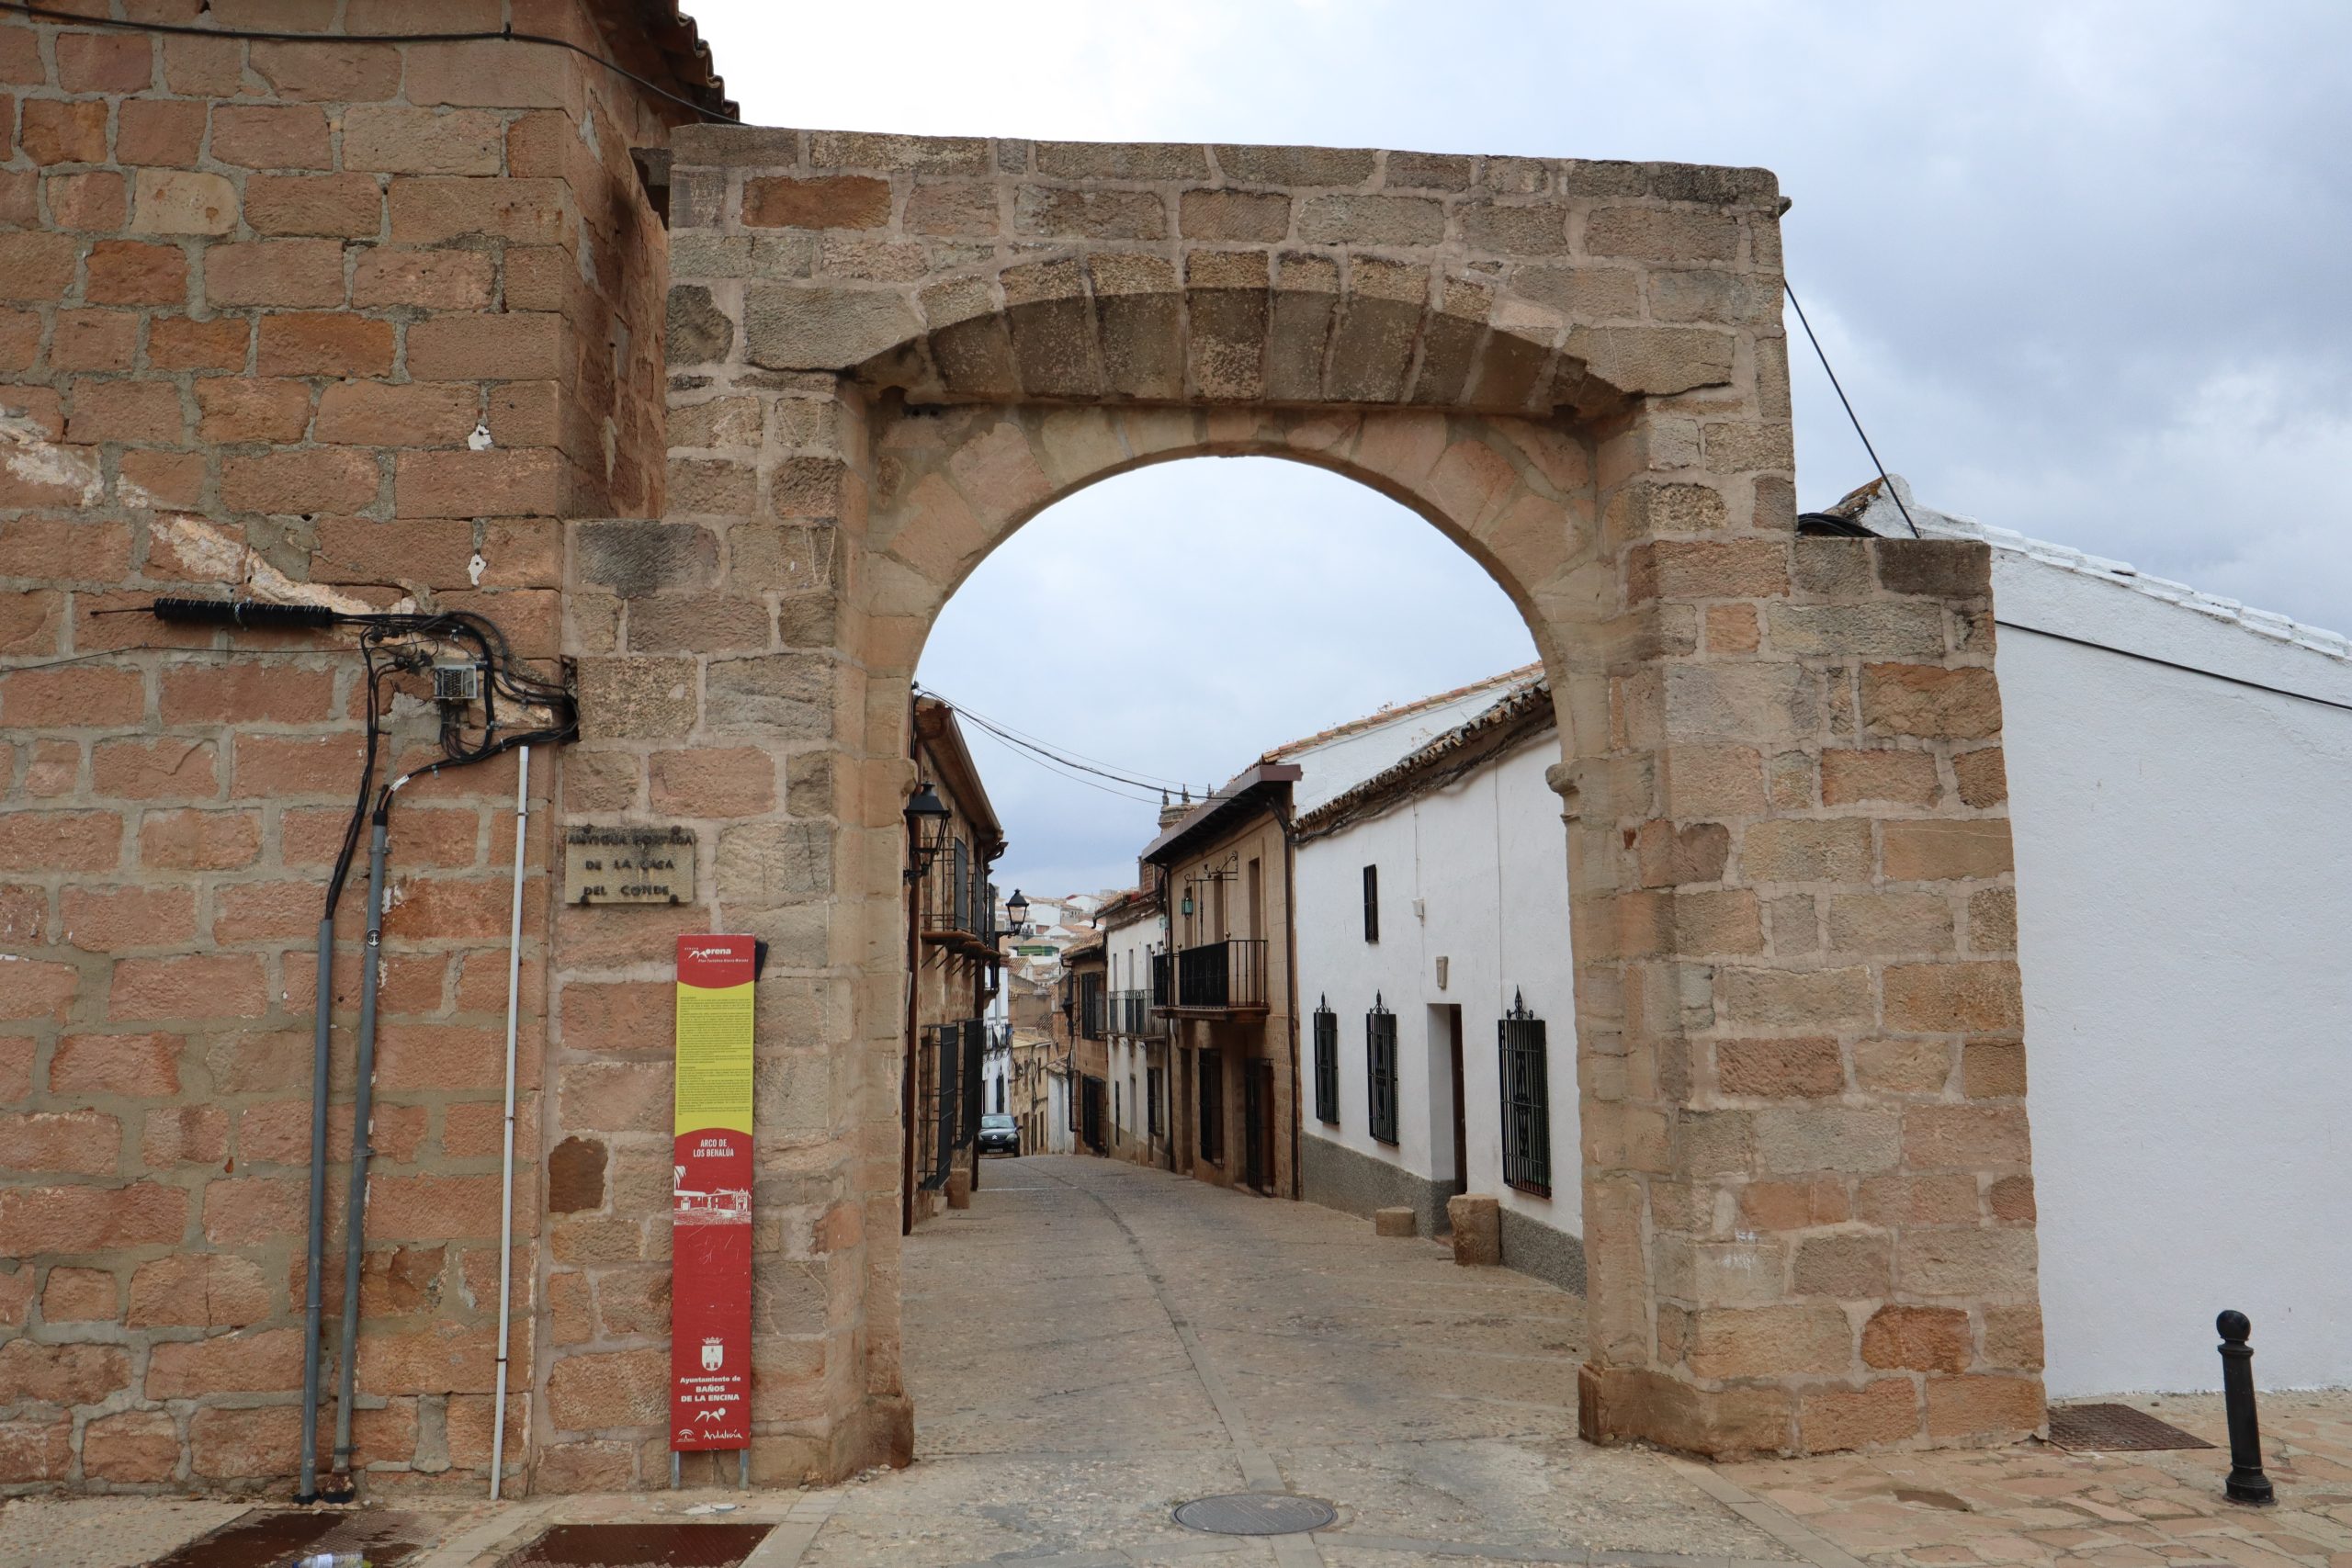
918,685,1196,792
1783,277,1921,538
139,594,575,1501
0,2,739,123
920,684,1257,812
961,724,1166,805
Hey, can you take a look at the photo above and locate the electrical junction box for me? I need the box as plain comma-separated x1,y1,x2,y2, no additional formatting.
434,661,482,704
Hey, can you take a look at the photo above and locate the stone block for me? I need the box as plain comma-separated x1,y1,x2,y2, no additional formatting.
945,1168,971,1209
1877,539,1991,599
1861,663,2002,740
1374,1206,1415,1237
1686,1303,1852,1378
1447,1194,1500,1265
1883,961,2023,1032
575,657,698,741
1714,1037,1841,1100
1753,1105,1898,1174
668,284,736,366
1796,1377,1919,1452
1925,1373,2043,1438
1897,1227,2039,1298
744,283,923,371
1883,819,2012,882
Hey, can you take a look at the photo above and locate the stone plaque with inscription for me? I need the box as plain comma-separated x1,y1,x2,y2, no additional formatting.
565,824,696,906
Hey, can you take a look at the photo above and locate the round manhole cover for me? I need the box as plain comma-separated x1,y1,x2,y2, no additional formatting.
1172,1493,1337,1536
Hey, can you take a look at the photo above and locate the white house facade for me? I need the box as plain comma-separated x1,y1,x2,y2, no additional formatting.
1100,890,1171,1167
1290,679,1585,1292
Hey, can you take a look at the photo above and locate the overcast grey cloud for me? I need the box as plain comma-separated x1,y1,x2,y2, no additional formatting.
686,0,2352,893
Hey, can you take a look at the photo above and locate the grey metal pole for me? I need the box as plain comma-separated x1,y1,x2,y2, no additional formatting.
297,913,335,1503
328,818,390,1489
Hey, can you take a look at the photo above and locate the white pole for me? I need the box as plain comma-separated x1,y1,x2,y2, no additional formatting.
490,746,529,1501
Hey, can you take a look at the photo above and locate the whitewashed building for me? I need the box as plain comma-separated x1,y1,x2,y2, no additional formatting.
1291,676,1585,1291
1097,887,1170,1168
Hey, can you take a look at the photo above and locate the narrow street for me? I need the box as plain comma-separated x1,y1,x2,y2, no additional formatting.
4,1153,2340,1567
812,1153,1806,1566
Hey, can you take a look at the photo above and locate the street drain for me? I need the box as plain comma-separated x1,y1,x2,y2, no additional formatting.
147,1509,433,1568
504,1523,775,1567
1172,1493,1337,1536
2048,1402,2216,1452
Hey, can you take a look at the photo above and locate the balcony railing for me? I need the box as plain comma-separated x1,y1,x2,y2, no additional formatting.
1168,938,1268,1013
1110,989,1160,1038
919,840,998,956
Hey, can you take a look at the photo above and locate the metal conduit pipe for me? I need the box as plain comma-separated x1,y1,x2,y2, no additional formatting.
490,747,530,1499
296,912,335,1504
325,773,413,1495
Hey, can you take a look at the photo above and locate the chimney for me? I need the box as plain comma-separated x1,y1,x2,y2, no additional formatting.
1157,789,1192,831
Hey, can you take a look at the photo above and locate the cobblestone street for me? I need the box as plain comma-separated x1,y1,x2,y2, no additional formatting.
4,1155,2338,1568
866,1153,1789,1565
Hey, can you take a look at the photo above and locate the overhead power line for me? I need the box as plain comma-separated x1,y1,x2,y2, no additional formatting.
1783,278,1920,539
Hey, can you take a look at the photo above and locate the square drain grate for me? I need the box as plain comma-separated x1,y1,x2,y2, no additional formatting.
504,1523,775,1568
147,1509,435,1568
2048,1402,2216,1452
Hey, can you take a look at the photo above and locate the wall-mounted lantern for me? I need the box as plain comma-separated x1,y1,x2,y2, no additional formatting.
903,782,951,883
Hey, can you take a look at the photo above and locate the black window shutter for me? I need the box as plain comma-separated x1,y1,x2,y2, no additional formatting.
1363,864,1379,943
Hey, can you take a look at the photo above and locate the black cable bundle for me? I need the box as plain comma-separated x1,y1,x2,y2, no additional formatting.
149,595,340,629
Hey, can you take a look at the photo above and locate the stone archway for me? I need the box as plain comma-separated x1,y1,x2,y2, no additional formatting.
552,130,2045,1483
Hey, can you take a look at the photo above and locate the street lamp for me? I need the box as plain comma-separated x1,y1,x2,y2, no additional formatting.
1003,887,1029,935
903,782,951,883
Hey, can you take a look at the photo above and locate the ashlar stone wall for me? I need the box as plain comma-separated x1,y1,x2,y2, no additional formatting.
0,0,682,1496
561,126,2048,1475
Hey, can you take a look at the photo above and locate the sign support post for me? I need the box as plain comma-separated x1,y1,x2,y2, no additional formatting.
672,935,755,1482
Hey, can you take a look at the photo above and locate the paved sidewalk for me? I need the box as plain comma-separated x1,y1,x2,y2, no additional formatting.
1724,1393,2352,1568
1,1154,2324,1568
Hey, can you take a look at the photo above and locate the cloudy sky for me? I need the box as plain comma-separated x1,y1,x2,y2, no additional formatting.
690,1,2352,896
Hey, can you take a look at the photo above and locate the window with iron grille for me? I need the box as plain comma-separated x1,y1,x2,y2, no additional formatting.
951,838,968,932
1362,864,1379,942
1197,1047,1224,1164
1365,994,1398,1145
1081,1075,1105,1153
1147,1065,1164,1137
1079,972,1105,1040
959,1018,985,1147
1312,998,1339,1125
925,1022,959,1189
1242,1060,1268,1191
1498,990,1552,1196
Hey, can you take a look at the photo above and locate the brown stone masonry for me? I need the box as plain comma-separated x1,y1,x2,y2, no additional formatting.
0,1,687,1496
593,124,2044,1475
3,59,2044,1490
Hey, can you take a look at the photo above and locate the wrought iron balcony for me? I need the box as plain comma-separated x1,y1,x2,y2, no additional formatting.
1110,989,1160,1038
1166,938,1269,1015
918,840,999,958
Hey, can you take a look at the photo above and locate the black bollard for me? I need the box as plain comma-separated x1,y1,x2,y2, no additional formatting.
2217,1310,2274,1505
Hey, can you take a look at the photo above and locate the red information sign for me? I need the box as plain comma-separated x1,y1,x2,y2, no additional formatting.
672,935,754,1452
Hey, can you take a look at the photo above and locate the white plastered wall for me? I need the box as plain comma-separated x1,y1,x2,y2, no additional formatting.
1294,732,1581,1244
1992,549,2352,1395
